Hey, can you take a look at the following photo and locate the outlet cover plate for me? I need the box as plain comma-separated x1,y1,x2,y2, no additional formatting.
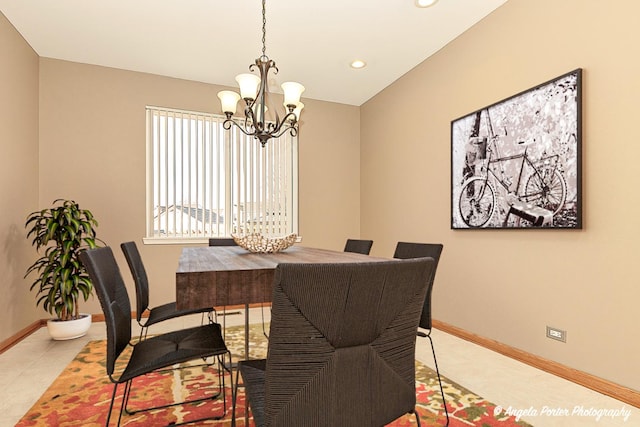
546,326,567,343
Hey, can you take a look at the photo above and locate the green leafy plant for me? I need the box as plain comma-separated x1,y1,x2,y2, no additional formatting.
25,199,102,321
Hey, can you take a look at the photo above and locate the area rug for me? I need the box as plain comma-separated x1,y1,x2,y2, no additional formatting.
17,323,532,426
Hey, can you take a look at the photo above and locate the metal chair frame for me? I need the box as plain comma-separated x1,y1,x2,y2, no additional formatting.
120,241,215,341
81,246,233,427
394,241,449,426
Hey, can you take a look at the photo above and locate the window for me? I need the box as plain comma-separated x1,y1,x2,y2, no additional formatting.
145,106,298,243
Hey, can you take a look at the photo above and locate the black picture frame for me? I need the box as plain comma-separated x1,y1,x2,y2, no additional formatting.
451,69,582,229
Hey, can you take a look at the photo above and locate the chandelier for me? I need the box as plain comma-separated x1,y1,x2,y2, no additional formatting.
217,0,305,147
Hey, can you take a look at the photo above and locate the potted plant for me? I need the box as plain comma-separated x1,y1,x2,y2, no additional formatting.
25,199,102,340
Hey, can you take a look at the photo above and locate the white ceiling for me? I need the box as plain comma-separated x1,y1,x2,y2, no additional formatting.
0,0,508,106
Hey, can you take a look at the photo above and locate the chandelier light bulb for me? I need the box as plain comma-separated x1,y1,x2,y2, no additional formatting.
217,90,241,115
415,0,438,8
281,82,305,108
236,73,261,101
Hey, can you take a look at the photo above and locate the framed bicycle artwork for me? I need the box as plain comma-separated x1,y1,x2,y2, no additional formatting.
451,68,582,229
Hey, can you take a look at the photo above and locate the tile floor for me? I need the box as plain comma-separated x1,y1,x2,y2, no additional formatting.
1,308,637,426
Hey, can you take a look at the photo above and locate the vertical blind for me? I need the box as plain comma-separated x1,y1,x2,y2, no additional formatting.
146,106,298,241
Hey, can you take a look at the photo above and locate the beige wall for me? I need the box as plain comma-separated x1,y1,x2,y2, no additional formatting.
0,13,40,342
361,0,640,391
37,59,361,319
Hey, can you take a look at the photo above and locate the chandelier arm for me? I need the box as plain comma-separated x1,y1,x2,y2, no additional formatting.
239,108,255,134
244,104,257,123
280,111,299,125
270,112,288,131
269,113,299,138
271,123,298,139
223,118,253,137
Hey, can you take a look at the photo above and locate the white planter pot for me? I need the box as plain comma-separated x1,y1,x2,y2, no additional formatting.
46,313,92,340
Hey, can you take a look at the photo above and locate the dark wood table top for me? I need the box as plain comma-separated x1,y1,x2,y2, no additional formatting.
176,245,387,309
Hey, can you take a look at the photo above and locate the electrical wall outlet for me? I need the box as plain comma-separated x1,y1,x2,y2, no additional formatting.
546,326,567,343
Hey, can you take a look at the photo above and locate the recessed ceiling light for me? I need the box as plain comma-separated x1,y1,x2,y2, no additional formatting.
350,60,367,69
415,0,438,8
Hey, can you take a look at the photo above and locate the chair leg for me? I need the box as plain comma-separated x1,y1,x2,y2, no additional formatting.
167,353,233,426
123,353,231,422
231,370,238,427
414,409,421,427
138,324,149,342
121,379,135,417
231,363,243,427
426,331,449,427
231,362,254,427
117,381,133,427
260,303,269,340
104,382,121,427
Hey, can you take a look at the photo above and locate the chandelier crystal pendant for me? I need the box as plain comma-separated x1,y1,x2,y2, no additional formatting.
217,0,305,147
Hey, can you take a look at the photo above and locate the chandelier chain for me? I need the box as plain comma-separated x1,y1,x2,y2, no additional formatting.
261,0,267,58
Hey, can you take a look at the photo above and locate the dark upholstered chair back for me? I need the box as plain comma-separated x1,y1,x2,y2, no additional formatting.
79,247,132,377
393,242,444,330
209,238,238,246
343,238,374,255
264,258,434,426
120,241,149,322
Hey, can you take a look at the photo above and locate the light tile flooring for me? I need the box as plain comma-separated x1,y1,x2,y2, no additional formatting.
1,308,638,426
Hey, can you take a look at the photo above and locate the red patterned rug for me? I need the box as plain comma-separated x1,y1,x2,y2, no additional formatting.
17,323,532,426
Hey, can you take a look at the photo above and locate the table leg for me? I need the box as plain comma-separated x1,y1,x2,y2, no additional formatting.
244,303,249,359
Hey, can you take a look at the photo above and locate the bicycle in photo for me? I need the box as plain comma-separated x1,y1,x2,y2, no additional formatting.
457,114,568,228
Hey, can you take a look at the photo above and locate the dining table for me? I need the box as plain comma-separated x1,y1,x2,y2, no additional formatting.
176,244,387,357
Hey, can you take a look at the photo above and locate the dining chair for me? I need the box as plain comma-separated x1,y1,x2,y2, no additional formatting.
120,241,215,340
343,238,374,255
394,241,448,426
232,258,435,427
208,237,238,246
80,246,233,426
